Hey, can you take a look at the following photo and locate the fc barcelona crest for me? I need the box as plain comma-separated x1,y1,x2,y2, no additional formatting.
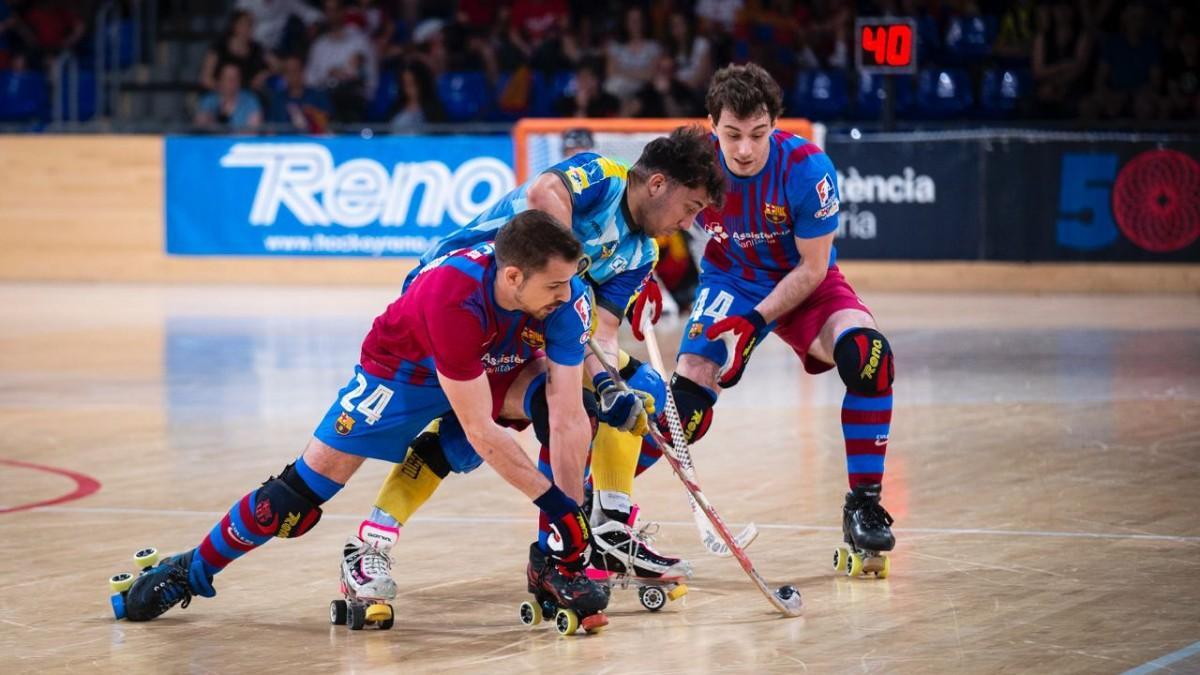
688,322,704,339
521,327,546,349
763,203,788,224
335,411,356,435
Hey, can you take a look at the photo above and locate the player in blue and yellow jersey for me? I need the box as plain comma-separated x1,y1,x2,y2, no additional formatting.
634,64,899,576
340,127,726,605
112,212,615,630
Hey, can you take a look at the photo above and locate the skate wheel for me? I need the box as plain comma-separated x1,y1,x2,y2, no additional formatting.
580,612,608,634
365,603,391,624
638,586,667,612
109,572,134,593
379,605,395,630
110,592,127,620
877,555,891,579
133,548,159,569
833,547,850,573
554,608,580,636
519,600,542,626
330,600,348,626
847,551,865,577
348,603,366,630
667,584,688,601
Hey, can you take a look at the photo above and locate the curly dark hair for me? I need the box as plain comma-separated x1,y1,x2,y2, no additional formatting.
630,125,726,209
494,210,582,274
705,63,784,125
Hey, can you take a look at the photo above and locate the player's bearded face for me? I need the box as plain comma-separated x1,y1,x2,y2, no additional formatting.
711,110,773,177
515,257,578,319
642,180,709,237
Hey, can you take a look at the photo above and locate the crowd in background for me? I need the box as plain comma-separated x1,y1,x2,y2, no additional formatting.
0,0,1197,130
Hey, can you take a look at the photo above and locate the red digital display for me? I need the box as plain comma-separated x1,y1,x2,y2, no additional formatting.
855,18,917,74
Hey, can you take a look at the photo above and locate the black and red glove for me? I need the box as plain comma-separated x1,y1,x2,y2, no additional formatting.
627,275,663,342
706,309,768,388
534,485,591,567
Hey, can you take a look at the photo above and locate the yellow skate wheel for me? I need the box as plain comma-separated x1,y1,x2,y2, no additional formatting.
379,604,395,631
847,551,865,577
109,572,134,593
365,604,391,624
133,548,158,569
877,555,891,579
519,601,542,626
667,584,688,601
833,547,849,573
554,608,580,636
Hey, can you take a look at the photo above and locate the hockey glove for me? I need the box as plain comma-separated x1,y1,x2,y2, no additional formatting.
627,276,663,342
534,485,591,566
593,372,655,436
706,309,768,388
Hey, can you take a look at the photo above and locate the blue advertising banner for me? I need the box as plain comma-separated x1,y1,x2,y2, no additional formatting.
166,135,515,256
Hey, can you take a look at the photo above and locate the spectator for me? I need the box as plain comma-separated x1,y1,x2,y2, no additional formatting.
506,0,568,71
605,6,662,100
195,62,263,132
200,11,275,94
268,55,331,132
13,0,83,64
667,11,713,92
694,0,744,35
629,54,701,118
306,0,376,123
555,61,619,117
410,18,447,76
1081,3,1161,120
389,60,444,131
1031,1,1093,118
235,0,323,56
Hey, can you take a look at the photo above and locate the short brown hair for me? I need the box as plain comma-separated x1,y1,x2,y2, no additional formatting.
705,63,784,125
630,125,726,209
494,210,582,274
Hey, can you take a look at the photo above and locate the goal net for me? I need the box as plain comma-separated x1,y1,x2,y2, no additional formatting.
512,117,822,182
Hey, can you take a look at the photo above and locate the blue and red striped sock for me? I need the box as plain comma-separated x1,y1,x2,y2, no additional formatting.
841,390,892,489
195,456,343,577
535,444,554,553
634,437,662,477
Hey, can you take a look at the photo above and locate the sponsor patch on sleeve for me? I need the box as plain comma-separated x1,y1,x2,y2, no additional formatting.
813,200,840,219
815,173,835,206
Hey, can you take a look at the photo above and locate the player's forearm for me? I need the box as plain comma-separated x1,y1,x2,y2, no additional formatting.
464,423,551,500
548,409,591,504
755,263,828,323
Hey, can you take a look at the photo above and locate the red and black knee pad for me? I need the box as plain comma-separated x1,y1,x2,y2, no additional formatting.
834,328,895,395
660,374,716,445
254,463,325,539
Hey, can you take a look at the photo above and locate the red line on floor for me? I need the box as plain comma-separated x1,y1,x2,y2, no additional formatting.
0,459,102,514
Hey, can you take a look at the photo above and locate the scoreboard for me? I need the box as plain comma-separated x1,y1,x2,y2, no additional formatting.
855,18,917,74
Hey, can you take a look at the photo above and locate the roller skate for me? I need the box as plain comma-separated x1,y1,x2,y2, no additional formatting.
109,548,215,621
833,483,894,579
519,543,609,636
331,524,398,631
587,505,691,612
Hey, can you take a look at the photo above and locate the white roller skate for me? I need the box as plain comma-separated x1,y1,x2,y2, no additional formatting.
588,503,692,612
331,521,398,630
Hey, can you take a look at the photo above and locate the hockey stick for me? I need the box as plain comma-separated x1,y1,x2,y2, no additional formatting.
641,324,759,557
587,338,803,617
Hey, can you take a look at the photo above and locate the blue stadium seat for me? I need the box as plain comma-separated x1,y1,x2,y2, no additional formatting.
366,70,399,123
0,68,49,122
792,69,849,119
914,68,974,119
915,14,942,65
529,70,572,117
979,68,1028,118
853,71,914,119
436,70,490,122
52,69,96,121
943,15,996,63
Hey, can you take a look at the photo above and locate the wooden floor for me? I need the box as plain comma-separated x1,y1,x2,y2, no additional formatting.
1,283,1198,674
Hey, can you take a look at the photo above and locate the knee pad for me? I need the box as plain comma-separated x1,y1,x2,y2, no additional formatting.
409,427,451,479
666,374,716,444
529,379,601,447
834,328,894,395
256,463,324,539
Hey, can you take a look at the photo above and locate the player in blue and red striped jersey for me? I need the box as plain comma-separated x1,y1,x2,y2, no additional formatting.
635,63,898,569
113,212,610,628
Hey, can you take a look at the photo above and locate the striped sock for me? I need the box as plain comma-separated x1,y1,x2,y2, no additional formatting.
536,444,554,552
195,456,343,577
842,390,892,489
634,436,662,477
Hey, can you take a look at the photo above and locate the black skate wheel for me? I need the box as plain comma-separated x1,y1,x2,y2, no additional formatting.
638,586,667,612
348,603,366,630
519,600,542,626
330,600,348,626
379,605,395,630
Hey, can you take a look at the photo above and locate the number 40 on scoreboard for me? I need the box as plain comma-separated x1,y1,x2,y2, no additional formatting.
855,18,917,74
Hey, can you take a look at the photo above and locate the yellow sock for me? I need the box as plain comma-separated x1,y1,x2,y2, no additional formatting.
590,423,641,496
373,423,444,525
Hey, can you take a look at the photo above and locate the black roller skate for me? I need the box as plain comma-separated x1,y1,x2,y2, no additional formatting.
834,483,895,579
519,543,609,635
110,548,216,621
